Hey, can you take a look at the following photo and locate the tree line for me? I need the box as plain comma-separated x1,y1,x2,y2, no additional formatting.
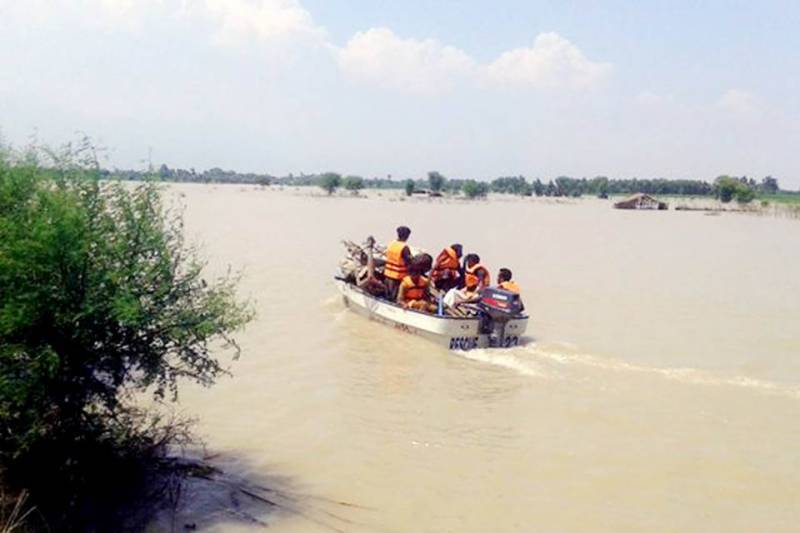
316,171,790,203
112,165,794,202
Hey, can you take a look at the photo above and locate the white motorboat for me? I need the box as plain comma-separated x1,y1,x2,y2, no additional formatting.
335,278,529,350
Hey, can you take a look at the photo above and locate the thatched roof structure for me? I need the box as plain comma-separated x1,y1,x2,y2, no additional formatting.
614,193,668,210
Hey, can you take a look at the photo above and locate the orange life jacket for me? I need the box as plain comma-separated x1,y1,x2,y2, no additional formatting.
499,280,520,294
384,240,409,281
432,247,459,279
464,264,490,290
400,275,428,301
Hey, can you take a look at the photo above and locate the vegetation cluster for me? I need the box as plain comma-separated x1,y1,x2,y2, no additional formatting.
0,145,252,530
116,165,796,204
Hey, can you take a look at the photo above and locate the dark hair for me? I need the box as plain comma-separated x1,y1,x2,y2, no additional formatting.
498,268,512,282
410,253,433,276
451,244,463,257
396,226,411,240
464,253,480,266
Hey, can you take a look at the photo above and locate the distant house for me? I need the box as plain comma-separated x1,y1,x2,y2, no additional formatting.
614,193,668,210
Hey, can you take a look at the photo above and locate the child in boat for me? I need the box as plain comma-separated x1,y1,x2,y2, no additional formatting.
397,253,437,313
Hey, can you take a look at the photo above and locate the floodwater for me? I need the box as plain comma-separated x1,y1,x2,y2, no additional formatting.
162,185,800,532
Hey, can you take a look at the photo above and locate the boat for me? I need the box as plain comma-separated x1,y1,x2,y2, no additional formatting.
335,279,528,350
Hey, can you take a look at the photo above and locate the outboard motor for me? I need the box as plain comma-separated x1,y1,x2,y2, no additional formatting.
477,288,524,347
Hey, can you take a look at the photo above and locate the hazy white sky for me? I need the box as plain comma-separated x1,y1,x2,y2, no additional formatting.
1,0,798,187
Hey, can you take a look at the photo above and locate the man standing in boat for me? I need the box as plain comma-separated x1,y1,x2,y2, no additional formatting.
384,226,413,300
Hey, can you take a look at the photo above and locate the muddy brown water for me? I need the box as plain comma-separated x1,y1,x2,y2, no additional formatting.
154,185,800,532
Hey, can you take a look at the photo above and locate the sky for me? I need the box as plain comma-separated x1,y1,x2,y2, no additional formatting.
1,0,799,187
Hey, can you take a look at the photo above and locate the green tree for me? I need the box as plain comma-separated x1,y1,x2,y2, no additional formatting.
157,163,173,179
462,180,490,199
590,176,610,197
735,185,755,203
318,172,341,195
0,150,253,527
760,176,779,194
714,175,738,203
490,176,533,196
428,171,446,193
521,182,533,196
532,179,544,197
342,175,364,194
404,179,415,196
714,175,756,204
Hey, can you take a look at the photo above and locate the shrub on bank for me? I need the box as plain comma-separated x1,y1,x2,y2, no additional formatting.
462,180,490,199
0,146,253,529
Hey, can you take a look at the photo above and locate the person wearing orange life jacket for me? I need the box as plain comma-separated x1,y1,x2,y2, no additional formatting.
431,243,463,291
463,253,490,295
496,268,520,294
397,254,437,313
441,253,490,308
496,267,524,311
384,225,413,300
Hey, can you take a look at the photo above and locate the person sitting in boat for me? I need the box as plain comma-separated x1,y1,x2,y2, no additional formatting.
356,236,387,297
431,243,463,291
384,225,412,301
442,253,490,309
496,267,524,311
496,268,520,294
463,254,491,296
397,254,437,313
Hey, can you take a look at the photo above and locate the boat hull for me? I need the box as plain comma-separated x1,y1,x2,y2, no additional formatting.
335,280,528,350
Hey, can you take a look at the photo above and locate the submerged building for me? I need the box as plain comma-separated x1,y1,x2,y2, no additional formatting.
613,193,669,210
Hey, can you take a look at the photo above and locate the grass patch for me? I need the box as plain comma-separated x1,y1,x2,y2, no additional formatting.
759,193,800,205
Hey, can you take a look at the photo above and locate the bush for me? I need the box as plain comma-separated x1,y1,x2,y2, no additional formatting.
318,172,341,195
715,175,755,204
342,175,364,194
427,171,446,193
0,146,253,528
404,179,415,196
462,180,490,199
735,186,755,204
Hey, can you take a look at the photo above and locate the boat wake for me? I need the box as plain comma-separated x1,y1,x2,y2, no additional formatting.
456,348,546,378
455,343,800,399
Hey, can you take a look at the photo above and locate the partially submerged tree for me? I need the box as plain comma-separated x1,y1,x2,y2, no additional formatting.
318,172,341,195
0,146,253,527
760,176,779,194
428,171,446,193
462,179,490,199
343,175,364,194
404,179,415,196
714,175,755,204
